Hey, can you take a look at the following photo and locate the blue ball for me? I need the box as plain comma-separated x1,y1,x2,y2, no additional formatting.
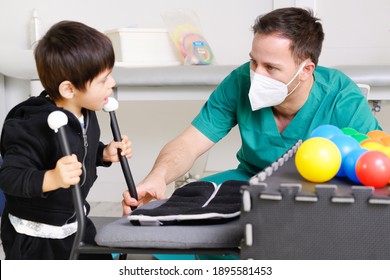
310,125,343,139
330,135,361,177
343,148,368,184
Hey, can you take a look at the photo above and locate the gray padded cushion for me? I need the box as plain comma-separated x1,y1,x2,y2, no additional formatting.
95,200,243,249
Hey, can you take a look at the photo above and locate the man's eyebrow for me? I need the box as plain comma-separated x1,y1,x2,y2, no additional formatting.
249,53,284,68
266,62,283,68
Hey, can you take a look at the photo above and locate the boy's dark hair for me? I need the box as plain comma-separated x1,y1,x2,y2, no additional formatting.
252,7,324,66
34,21,115,100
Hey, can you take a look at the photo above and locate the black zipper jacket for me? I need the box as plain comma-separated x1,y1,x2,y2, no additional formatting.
0,91,110,226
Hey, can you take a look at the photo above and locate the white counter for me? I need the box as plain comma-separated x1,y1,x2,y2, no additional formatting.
335,65,390,101
0,47,38,80
0,47,389,101
112,65,236,100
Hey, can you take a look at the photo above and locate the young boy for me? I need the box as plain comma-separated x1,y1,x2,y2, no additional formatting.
0,21,132,259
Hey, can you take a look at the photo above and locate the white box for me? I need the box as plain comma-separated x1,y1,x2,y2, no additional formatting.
105,28,182,67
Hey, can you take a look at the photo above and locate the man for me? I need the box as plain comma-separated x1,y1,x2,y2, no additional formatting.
123,7,380,214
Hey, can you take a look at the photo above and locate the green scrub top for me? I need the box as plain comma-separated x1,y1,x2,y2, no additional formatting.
192,62,381,182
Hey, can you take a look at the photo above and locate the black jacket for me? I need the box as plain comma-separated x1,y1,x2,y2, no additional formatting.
0,91,109,226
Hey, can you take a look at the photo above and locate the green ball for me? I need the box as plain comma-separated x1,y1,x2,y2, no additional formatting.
341,127,358,136
352,133,369,143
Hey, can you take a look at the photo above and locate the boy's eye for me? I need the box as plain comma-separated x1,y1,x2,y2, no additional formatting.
101,76,110,83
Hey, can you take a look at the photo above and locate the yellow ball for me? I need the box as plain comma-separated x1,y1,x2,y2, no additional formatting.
295,137,342,183
380,146,390,158
360,139,384,151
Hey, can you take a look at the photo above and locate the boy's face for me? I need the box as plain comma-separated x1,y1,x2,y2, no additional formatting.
75,69,116,111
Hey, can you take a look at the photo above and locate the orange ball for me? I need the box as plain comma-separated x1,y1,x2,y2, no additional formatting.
367,130,388,140
380,136,390,147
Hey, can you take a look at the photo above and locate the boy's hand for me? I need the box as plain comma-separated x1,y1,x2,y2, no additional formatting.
55,154,82,188
103,135,132,162
43,154,82,192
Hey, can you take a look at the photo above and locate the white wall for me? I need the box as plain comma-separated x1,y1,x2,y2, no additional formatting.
272,0,390,66
0,0,267,65
1,0,390,203
2,0,388,67
317,0,390,66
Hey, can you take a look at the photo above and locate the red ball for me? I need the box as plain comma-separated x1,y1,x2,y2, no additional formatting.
355,150,390,188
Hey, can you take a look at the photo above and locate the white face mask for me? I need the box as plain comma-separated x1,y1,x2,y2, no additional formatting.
248,63,306,111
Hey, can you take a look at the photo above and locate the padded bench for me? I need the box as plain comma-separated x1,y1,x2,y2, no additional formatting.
93,199,242,256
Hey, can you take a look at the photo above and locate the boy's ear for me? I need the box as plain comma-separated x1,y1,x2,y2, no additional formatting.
58,81,75,99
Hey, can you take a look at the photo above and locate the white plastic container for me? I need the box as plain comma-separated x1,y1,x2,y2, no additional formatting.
105,28,182,67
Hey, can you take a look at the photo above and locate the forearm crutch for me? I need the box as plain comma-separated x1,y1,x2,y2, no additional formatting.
103,97,138,210
48,111,84,260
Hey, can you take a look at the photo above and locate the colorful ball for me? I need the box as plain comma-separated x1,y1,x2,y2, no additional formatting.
380,136,390,147
360,139,384,151
352,133,369,143
341,127,358,136
367,130,388,140
309,124,343,139
379,146,390,158
343,148,367,184
330,135,361,177
355,150,390,188
295,137,342,183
